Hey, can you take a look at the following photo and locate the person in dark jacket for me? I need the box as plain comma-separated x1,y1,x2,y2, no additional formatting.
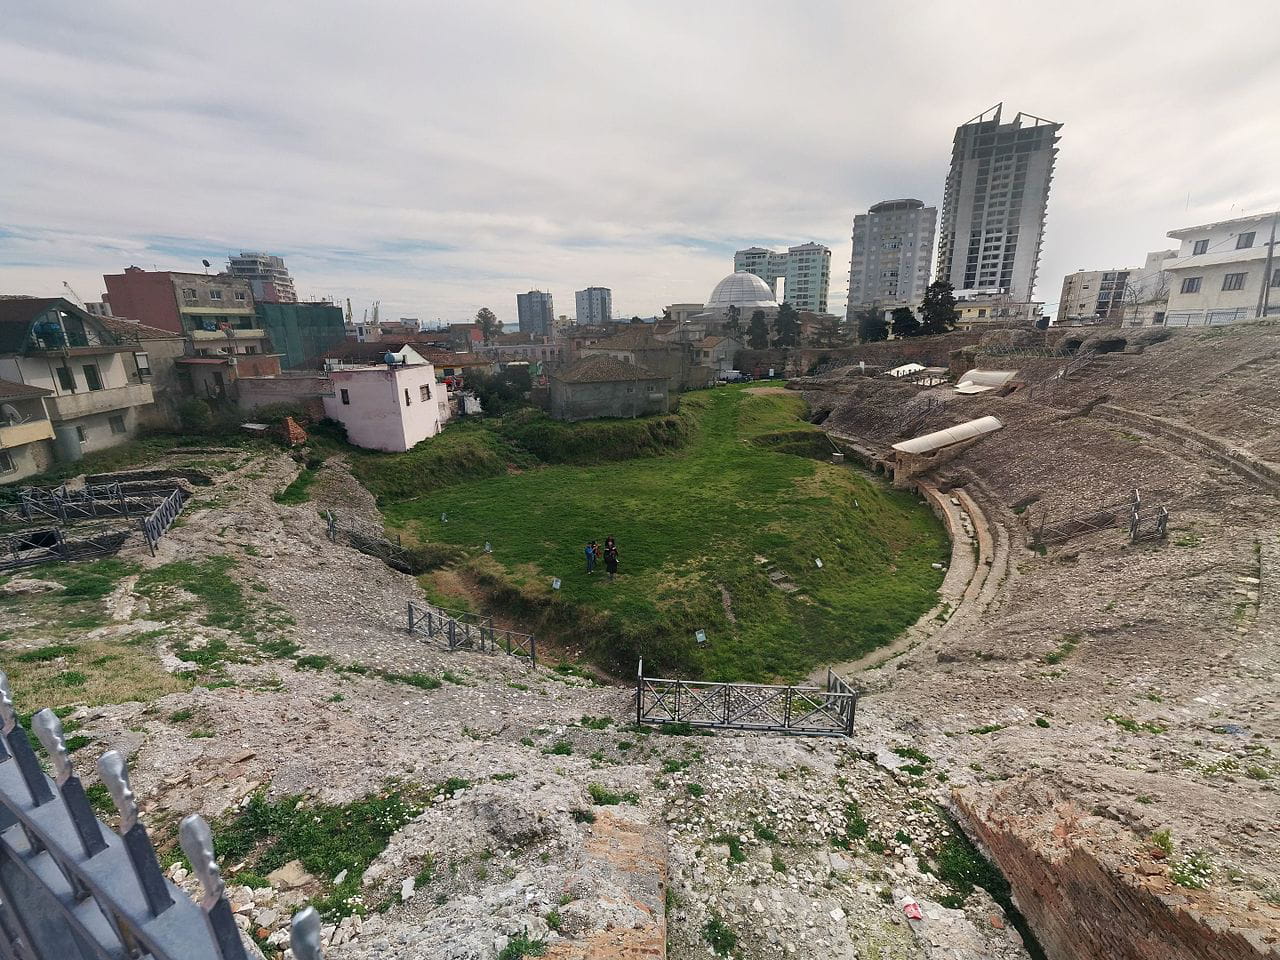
585,541,598,574
604,539,619,582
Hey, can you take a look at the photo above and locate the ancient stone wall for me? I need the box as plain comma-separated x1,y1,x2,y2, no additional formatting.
953,788,1280,960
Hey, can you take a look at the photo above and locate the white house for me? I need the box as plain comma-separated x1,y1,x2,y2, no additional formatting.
1162,211,1280,327
322,358,446,452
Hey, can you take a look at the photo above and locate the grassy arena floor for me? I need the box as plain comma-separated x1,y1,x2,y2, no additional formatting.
383,387,948,682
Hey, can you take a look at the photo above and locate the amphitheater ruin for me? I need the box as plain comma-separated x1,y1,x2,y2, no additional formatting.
0,320,1277,960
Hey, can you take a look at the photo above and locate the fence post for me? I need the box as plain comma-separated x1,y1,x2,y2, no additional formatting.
783,688,792,730
407,601,415,634
635,660,643,725
99,750,175,917
529,635,536,669
179,815,250,960
32,710,107,858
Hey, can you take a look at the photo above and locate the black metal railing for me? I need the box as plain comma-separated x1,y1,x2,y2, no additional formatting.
141,488,188,556
635,660,859,737
0,672,326,960
407,600,537,667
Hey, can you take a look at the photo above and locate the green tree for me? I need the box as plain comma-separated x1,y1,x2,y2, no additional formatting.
856,308,888,343
891,306,921,339
724,304,742,340
475,307,501,344
772,303,801,349
746,309,770,350
811,315,845,348
918,281,959,335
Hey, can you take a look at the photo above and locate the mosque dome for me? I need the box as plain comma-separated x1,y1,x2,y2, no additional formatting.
705,271,777,311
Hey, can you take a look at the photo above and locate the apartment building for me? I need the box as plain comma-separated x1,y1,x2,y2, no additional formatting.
103,266,256,335
1161,211,1280,327
847,199,937,318
227,251,298,303
516,290,555,337
733,243,832,312
1056,250,1176,326
574,287,612,326
0,298,156,463
936,104,1062,304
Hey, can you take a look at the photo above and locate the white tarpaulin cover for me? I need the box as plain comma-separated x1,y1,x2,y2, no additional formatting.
955,369,1018,394
892,415,1004,455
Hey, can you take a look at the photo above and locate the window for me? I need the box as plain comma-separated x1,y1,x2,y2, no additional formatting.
209,289,223,301
0,450,13,474
1153,312,1166,325
55,365,76,392
234,291,247,301
134,351,152,377
1272,268,1280,288
1222,272,1247,291
75,425,88,444
183,288,197,300
82,364,103,391
419,384,431,401
404,388,411,406
1192,239,1209,255
1180,277,1202,294
340,388,350,405
109,415,127,435
1236,232,1255,250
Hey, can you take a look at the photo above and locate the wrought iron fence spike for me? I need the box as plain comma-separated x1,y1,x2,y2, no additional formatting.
291,905,324,960
179,814,226,907
31,708,73,785
97,749,139,833
0,669,15,735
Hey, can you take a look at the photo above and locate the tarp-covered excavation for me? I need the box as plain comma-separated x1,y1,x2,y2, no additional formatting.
892,415,1003,455
955,369,1019,394
885,363,926,378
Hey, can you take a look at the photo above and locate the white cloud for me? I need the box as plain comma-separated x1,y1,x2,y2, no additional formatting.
2,0,1278,322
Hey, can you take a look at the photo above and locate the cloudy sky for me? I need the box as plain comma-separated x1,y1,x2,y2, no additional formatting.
3,1,1278,325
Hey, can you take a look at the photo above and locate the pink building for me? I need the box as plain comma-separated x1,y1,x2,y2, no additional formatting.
322,359,447,452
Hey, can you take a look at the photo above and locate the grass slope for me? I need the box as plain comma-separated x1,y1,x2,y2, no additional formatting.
383,387,947,682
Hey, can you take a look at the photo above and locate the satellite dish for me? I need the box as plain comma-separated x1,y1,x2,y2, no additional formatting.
202,259,211,268
1,403,24,425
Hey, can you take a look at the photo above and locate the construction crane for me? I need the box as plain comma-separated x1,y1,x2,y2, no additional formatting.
61,281,87,309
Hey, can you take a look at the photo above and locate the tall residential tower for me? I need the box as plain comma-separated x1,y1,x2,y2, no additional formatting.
733,243,831,313
574,287,612,325
936,104,1062,304
846,199,937,319
516,290,555,336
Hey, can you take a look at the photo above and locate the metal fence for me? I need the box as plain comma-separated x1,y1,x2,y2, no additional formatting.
635,660,859,737
324,511,417,572
1032,489,1170,548
407,600,537,667
141,488,188,556
0,672,325,960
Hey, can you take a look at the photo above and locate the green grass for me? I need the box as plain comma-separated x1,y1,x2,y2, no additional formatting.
275,464,320,504
207,786,425,919
136,556,252,633
381,388,947,681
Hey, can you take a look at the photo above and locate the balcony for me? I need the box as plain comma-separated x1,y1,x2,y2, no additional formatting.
44,383,154,421
191,328,267,341
0,419,55,449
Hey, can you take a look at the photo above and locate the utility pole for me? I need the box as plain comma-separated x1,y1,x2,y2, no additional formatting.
1258,211,1278,319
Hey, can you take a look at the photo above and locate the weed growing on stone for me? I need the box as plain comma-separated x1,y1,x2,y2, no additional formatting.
578,715,613,729
497,932,546,960
587,784,637,806
1171,851,1212,889
1042,634,1079,665
1150,829,1174,856
543,740,573,756
702,915,737,956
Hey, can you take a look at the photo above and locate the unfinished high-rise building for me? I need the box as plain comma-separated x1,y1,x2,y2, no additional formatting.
936,104,1062,304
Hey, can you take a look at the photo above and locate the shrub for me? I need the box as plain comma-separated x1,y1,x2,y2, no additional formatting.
702,915,737,956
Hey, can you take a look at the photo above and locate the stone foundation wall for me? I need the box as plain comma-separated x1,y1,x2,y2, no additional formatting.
953,787,1280,960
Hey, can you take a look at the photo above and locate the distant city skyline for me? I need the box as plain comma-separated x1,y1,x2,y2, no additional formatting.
2,2,1278,322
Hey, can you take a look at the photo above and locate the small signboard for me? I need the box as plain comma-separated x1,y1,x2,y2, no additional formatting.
695,629,707,645
552,578,562,591
815,557,823,568
441,512,448,523
484,541,492,553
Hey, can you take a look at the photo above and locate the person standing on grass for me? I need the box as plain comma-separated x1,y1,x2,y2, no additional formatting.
586,540,598,574
605,539,619,583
